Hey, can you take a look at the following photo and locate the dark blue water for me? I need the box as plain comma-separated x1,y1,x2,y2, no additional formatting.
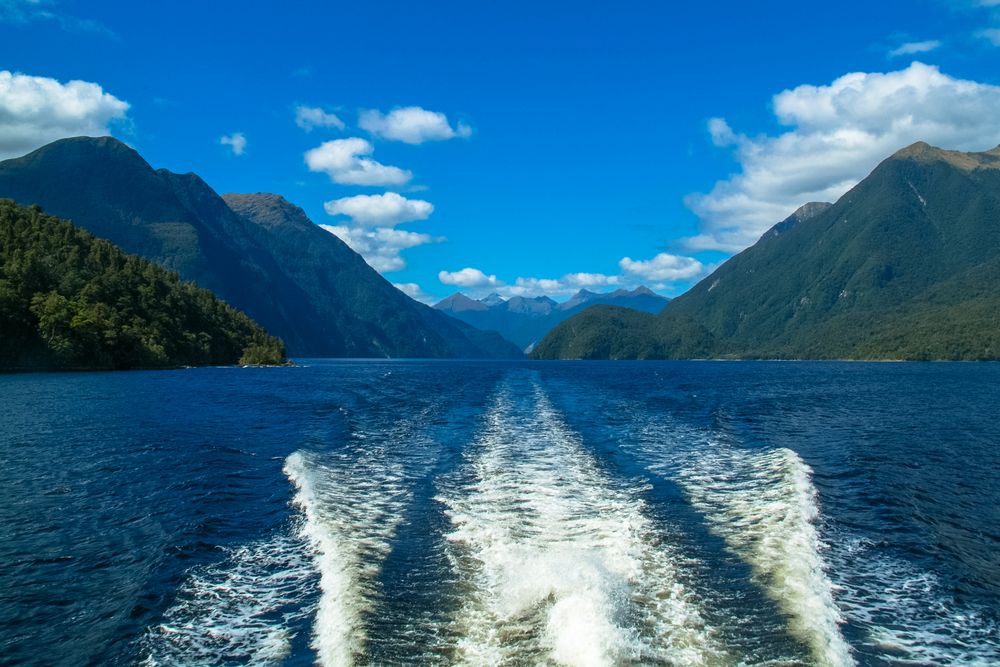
1,361,998,666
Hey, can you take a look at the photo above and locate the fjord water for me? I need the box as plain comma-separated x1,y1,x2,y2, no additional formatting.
1,362,998,666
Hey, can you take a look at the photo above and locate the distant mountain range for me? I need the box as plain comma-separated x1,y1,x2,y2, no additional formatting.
435,286,669,351
534,142,1000,360
0,137,522,359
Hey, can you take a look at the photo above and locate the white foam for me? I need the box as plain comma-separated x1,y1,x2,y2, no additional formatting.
438,382,722,666
141,526,317,666
283,449,409,666
831,537,1000,665
678,444,854,667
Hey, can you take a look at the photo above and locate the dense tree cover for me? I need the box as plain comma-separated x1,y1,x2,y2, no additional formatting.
534,142,1000,361
0,199,285,369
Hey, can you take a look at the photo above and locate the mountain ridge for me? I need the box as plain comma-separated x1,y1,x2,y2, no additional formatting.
435,286,670,351
0,136,522,358
533,141,1000,360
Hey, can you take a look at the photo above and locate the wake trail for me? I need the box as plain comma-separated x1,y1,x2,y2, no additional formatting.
677,443,854,667
437,378,723,666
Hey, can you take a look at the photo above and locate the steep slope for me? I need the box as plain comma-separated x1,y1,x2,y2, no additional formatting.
0,137,521,358
223,193,523,358
436,286,669,350
0,199,284,370
535,142,1000,360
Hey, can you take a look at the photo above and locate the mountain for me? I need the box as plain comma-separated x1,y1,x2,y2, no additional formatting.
0,199,284,370
0,137,521,358
435,286,670,351
534,142,1000,360
222,193,522,358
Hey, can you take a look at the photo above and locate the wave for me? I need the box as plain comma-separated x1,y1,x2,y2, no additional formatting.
437,380,722,666
678,443,853,667
283,449,410,666
141,526,317,666
831,537,1000,665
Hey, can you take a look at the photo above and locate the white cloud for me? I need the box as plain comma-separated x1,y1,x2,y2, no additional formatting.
688,62,1000,252
219,132,247,156
436,262,700,300
359,106,471,144
321,224,440,272
978,28,1000,45
438,267,500,288
619,253,705,282
708,117,737,147
0,70,129,159
322,192,436,272
324,192,432,227
392,282,435,304
295,105,344,131
304,137,412,186
504,273,621,297
888,40,942,57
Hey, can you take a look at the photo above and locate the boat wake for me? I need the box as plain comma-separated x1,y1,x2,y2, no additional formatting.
437,379,722,666
141,525,317,666
678,442,854,667
283,448,410,666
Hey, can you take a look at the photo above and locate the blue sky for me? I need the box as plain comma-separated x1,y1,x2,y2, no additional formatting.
3,0,1000,303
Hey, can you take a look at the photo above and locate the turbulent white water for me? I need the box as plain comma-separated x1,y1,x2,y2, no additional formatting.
141,527,317,666
283,449,410,666
678,443,854,667
438,382,723,666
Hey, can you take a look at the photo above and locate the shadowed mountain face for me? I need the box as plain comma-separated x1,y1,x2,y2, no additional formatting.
223,193,522,358
0,137,522,358
435,286,669,351
534,142,1000,360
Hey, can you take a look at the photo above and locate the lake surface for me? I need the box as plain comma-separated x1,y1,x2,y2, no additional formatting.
1,360,998,666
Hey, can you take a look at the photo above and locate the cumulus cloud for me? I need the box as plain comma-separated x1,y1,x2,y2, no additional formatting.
295,105,344,131
392,282,435,304
304,137,412,186
888,40,942,57
359,106,471,144
619,253,705,282
324,192,432,227
219,132,247,156
322,192,436,272
321,224,441,272
438,267,500,288
687,62,1000,252
0,70,129,159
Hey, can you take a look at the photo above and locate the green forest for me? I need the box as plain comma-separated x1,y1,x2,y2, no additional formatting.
0,199,285,370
